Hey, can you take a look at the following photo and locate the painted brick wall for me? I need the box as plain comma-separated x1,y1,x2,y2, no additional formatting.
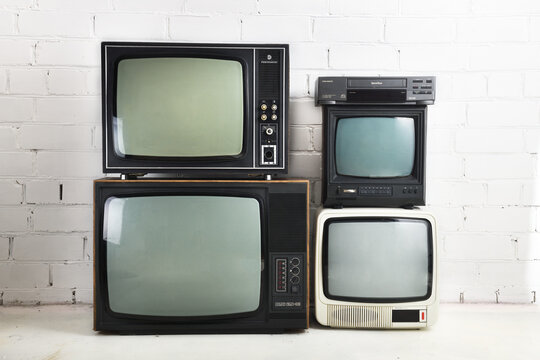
0,0,539,305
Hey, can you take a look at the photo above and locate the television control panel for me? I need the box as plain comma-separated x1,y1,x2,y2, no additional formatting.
316,76,436,105
271,253,306,312
256,48,286,169
326,184,425,207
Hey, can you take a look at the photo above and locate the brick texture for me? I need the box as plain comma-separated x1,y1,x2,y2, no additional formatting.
0,0,538,305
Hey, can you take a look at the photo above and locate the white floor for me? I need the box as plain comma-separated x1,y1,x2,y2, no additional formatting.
0,304,539,359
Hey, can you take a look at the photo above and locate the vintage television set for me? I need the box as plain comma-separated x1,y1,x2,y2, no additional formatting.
102,42,289,176
93,179,309,333
316,76,435,207
314,208,438,329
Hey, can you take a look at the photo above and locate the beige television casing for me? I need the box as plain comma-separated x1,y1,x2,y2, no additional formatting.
315,208,438,329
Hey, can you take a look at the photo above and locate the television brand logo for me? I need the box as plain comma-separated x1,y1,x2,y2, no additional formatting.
371,81,383,85
261,53,278,64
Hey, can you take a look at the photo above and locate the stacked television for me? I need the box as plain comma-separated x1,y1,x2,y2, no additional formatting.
314,77,439,329
94,42,310,333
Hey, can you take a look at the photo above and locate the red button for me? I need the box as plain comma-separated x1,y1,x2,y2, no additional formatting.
419,310,426,322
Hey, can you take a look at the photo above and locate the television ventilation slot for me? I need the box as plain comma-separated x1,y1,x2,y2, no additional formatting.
327,305,392,328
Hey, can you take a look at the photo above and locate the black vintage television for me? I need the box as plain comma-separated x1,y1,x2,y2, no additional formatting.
93,179,309,333
316,76,435,208
102,42,289,176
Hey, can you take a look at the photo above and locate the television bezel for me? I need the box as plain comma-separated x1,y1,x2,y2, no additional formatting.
100,191,267,322
315,208,438,329
323,106,427,208
94,179,309,333
101,42,289,175
322,217,434,303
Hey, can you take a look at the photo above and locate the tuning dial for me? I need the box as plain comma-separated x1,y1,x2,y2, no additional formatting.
271,104,278,111
261,114,267,121
260,104,268,111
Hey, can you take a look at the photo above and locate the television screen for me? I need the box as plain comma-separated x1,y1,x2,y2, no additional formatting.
114,58,244,157
335,117,415,178
326,219,429,299
103,195,261,317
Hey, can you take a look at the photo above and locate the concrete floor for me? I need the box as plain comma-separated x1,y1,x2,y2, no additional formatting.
0,304,539,359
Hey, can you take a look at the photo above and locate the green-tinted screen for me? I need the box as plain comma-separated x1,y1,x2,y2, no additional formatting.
104,195,261,317
335,117,415,178
115,58,244,157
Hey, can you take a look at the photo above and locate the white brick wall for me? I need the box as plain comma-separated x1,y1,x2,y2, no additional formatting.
0,0,539,305
18,11,93,37
13,235,84,261
169,16,241,42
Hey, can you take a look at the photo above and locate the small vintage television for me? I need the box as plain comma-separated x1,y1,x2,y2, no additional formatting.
94,179,309,333
102,42,289,176
315,208,438,329
317,76,435,207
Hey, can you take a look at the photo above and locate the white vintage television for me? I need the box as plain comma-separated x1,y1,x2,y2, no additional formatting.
315,208,438,329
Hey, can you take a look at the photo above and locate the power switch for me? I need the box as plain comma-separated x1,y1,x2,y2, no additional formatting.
419,310,426,323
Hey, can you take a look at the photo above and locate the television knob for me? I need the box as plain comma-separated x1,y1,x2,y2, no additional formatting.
261,114,267,121
265,127,274,136
271,104,278,111
260,104,268,111
290,276,300,284
271,114,278,121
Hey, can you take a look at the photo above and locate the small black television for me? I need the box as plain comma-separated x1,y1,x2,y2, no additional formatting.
93,179,309,333
315,208,438,329
317,76,435,208
102,42,289,176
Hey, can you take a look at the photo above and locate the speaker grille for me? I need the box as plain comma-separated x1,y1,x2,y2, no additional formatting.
327,305,392,328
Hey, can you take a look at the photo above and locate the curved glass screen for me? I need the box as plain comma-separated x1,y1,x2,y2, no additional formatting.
326,219,430,300
335,117,415,178
115,58,244,157
103,195,261,317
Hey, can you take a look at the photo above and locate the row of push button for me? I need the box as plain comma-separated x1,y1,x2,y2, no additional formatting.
359,186,392,195
403,187,419,194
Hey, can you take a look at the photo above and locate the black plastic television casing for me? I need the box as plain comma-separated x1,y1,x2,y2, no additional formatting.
323,106,427,208
101,42,289,176
317,76,435,208
93,179,309,334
